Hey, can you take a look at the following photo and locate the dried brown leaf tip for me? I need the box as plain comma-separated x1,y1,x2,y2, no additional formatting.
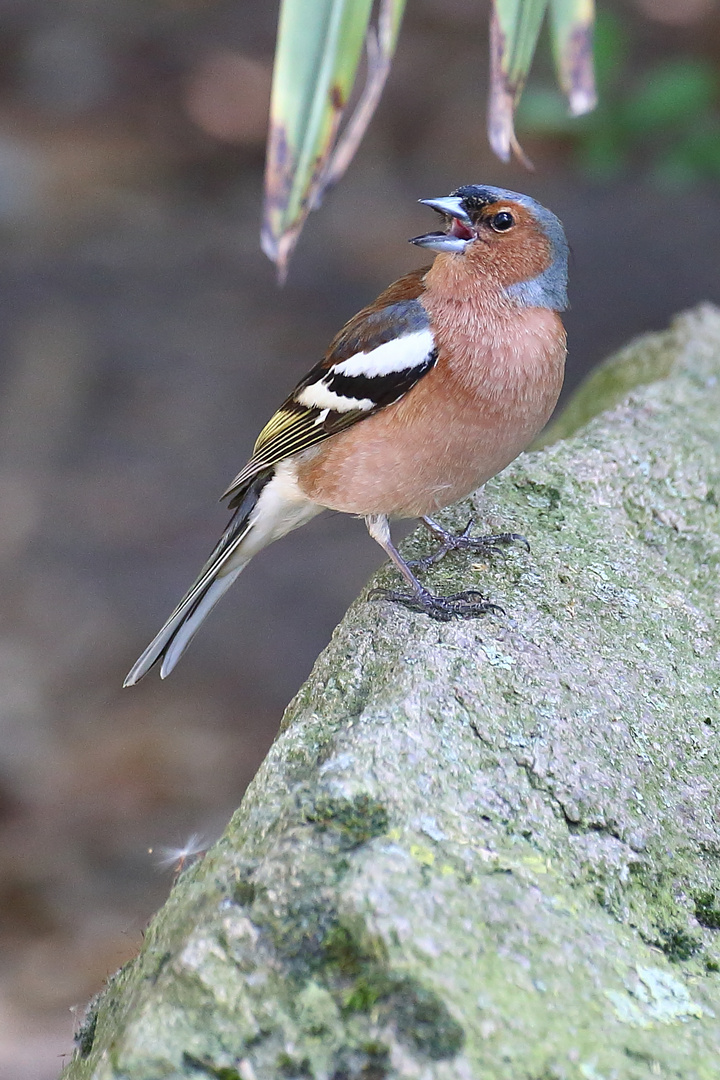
551,0,597,117
487,0,546,167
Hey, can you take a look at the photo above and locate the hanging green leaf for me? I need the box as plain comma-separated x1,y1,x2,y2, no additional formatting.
262,0,405,282
548,0,597,116
488,0,549,165
488,0,596,164
318,0,405,200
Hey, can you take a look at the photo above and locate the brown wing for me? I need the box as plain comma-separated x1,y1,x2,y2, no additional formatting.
222,268,436,507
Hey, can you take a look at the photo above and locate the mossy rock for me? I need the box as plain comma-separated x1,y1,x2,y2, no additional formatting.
64,306,720,1079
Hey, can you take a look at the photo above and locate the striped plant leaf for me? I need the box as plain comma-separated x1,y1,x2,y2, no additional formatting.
488,0,548,164
262,0,405,282
549,0,597,116
489,0,597,163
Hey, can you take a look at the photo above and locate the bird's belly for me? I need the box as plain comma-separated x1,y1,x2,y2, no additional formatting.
295,347,564,519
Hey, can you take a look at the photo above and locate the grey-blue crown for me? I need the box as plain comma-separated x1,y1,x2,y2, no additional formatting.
453,185,569,312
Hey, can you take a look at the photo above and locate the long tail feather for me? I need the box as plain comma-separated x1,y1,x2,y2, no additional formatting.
124,464,323,685
124,555,250,686
157,568,246,679
124,527,253,686
123,475,270,686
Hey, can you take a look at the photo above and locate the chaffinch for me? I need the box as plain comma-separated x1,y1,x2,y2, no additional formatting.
125,185,568,685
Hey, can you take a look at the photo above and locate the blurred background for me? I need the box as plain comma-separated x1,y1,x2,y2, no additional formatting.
0,0,719,1075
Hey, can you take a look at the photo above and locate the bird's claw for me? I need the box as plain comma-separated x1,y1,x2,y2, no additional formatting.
368,585,505,622
418,519,530,565
487,531,531,553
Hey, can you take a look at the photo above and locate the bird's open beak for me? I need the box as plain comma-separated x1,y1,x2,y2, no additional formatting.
409,196,474,253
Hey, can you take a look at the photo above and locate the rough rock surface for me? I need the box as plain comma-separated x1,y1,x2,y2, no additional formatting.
65,306,720,1080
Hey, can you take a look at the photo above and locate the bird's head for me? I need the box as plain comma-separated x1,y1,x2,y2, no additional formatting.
411,185,568,311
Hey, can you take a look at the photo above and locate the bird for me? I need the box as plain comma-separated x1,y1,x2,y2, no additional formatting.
124,184,568,685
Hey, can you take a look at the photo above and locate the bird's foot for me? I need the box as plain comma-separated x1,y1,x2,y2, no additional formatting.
368,584,505,622
408,517,529,572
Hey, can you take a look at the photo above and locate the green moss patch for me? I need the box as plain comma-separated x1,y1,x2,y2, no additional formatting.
304,794,389,850
695,892,720,931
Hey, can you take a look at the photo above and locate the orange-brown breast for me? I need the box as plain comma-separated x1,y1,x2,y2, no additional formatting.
295,270,566,519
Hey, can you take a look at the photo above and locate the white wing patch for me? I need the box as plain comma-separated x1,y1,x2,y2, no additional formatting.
332,329,436,378
296,384,375,413
294,328,437,414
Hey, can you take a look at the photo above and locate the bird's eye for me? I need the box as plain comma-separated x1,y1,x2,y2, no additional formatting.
490,211,515,232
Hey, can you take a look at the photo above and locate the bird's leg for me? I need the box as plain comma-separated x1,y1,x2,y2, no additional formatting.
365,514,504,622
407,515,530,571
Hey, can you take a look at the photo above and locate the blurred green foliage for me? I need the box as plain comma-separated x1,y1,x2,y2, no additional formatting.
518,12,720,184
